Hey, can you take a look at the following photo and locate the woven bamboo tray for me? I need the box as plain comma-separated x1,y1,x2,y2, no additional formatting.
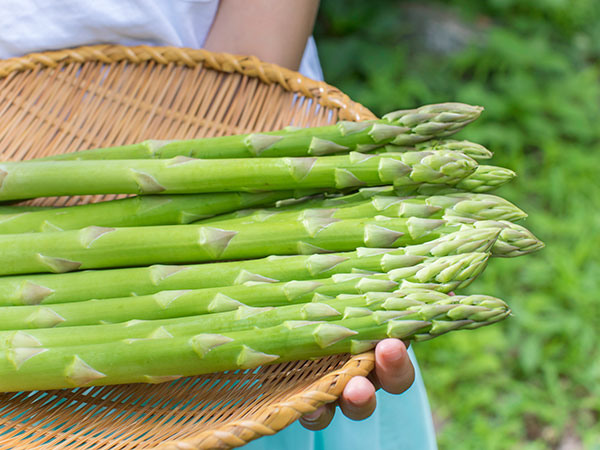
0,45,377,450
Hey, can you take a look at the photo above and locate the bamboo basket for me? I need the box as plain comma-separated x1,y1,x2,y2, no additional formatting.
0,45,377,450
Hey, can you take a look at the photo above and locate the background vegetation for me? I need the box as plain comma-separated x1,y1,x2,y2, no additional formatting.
315,1,600,448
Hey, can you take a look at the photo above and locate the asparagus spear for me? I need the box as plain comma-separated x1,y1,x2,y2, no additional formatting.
379,140,494,160
0,290,499,352
0,215,542,276
31,103,483,162
0,290,477,348
0,252,489,329
203,193,527,228
394,165,517,195
0,228,499,306
204,166,517,225
0,205,51,214
0,151,477,202
0,293,508,392
0,191,296,234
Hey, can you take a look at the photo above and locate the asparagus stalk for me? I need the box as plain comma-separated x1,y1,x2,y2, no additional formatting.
0,228,500,306
379,140,494,159
0,293,508,392
0,290,497,352
203,193,527,228
311,165,516,203
419,140,493,159
0,215,542,276
0,205,51,214
0,290,473,348
0,151,477,202
0,191,296,234
394,165,517,195
0,252,490,330
31,103,483,162
207,165,516,223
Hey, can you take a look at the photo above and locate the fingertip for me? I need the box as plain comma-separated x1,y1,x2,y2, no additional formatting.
339,376,377,421
343,376,375,407
300,404,335,431
375,339,415,395
375,338,407,368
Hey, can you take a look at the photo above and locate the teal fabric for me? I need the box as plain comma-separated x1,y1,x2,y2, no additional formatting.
242,347,437,450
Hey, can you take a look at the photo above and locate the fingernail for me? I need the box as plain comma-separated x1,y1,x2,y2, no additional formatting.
379,340,405,364
345,378,373,407
303,406,325,422
387,348,403,363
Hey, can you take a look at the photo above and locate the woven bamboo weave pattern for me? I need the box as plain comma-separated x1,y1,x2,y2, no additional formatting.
0,45,376,450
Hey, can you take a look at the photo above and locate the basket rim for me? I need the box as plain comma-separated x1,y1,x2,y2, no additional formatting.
0,44,375,122
0,45,378,450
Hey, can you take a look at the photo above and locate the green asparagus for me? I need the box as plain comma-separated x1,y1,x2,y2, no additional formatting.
0,191,296,234
202,193,527,228
0,290,481,348
0,151,477,201
0,216,542,276
0,293,508,392
0,252,489,329
31,103,483,162
394,165,517,195
0,205,51,214
379,140,493,159
0,228,500,306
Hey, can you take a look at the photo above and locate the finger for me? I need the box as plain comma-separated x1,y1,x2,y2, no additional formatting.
338,376,377,421
374,339,415,395
299,403,335,431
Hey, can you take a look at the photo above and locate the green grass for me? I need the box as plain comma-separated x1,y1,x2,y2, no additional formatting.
315,1,600,447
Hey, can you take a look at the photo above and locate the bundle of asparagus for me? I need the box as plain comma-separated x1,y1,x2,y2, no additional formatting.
0,102,543,393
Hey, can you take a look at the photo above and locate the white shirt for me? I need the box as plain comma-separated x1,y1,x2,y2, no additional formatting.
0,0,323,80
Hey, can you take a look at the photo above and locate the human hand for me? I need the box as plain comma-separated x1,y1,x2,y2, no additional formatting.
299,339,415,430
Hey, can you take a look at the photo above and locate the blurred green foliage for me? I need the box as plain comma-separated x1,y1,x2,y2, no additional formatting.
315,1,600,448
